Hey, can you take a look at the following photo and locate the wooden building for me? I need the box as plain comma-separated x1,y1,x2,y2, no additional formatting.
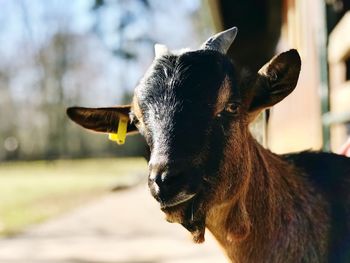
207,0,350,153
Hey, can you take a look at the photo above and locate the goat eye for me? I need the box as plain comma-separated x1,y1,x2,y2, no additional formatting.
224,103,239,115
216,103,239,118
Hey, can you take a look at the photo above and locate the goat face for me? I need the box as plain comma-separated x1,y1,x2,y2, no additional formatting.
66,27,301,242
133,50,237,205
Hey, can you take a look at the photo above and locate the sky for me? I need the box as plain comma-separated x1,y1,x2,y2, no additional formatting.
0,0,208,104
0,0,203,58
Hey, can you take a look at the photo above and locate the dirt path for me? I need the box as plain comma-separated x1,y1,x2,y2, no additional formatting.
0,185,227,263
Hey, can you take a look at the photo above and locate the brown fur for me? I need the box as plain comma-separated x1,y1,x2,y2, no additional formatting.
206,131,331,262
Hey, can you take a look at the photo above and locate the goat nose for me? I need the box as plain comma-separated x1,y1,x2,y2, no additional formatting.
148,163,181,190
149,166,168,187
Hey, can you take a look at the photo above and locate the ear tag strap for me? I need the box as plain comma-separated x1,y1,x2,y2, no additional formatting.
108,116,128,145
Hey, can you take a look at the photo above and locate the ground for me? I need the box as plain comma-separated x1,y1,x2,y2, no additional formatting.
0,158,146,236
0,185,227,263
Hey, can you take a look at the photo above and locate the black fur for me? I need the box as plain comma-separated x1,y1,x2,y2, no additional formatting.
284,151,350,262
135,50,238,160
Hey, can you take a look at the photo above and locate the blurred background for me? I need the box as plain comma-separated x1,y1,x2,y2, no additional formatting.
0,0,349,262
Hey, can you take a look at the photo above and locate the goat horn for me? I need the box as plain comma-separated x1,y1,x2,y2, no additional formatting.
200,27,238,54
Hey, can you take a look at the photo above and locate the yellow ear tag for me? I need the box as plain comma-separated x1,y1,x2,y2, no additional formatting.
108,116,128,145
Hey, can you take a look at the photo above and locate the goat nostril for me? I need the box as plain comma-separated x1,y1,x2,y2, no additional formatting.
149,169,179,189
149,169,158,182
155,174,163,186
158,171,182,188
149,172,166,187
148,160,187,190
148,170,162,190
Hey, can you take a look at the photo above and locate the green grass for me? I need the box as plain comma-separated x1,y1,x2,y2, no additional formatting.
0,158,147,236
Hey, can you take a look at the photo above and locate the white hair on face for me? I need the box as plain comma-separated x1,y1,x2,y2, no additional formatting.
154,43,193,59
154,43,169,58
172,47,192,55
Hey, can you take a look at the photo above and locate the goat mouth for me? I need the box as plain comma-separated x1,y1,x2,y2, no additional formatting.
160,192,196,209
161,194,207,244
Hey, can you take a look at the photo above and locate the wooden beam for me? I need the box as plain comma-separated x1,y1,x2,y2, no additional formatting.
328,11,350,64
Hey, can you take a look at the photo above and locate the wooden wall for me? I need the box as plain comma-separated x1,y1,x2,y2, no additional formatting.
207,0,330,153
328,12,350,151
267,0,324,153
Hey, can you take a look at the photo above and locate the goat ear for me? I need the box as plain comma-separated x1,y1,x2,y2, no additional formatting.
66,105,138,134
247,49,301,118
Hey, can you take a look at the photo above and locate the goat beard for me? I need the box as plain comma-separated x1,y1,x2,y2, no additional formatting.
161,196,206,243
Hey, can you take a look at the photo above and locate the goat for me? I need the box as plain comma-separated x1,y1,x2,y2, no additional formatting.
67,27,350,262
